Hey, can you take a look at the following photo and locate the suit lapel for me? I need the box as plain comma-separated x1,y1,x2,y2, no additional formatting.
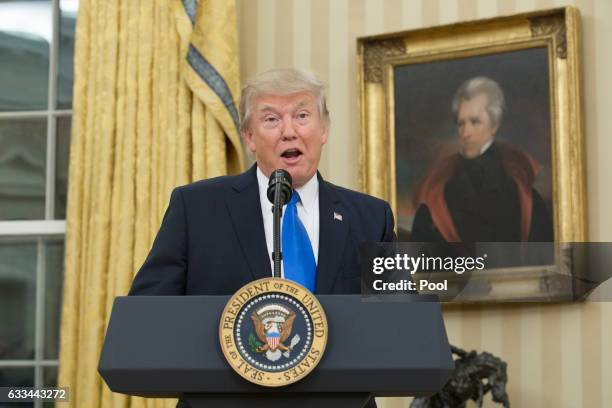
316,175,349,293
226,165,272,281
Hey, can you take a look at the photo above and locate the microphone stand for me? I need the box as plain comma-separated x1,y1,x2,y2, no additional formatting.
272,183,283,279
268,169,292,279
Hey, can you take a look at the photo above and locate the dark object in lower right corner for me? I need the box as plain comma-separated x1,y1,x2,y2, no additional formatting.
410,345,510,408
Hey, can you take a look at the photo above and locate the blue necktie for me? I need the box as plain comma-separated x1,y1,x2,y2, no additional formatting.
282,191,316,291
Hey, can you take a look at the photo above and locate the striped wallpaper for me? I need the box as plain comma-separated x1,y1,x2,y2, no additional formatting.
237,0,612,407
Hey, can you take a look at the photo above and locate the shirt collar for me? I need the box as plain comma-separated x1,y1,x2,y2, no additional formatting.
256,166,319,214
480,139,494,155
459,138,494,159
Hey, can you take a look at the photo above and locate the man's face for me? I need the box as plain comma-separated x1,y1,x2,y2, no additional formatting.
456,93,498,159
243,91,328,188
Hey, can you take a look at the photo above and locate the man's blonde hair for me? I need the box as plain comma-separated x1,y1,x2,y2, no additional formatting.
239,68,330,132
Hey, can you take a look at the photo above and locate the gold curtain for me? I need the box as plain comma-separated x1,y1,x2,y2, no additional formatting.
57,1,243,407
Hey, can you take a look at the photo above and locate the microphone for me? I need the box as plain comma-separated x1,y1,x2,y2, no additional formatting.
267,169,293,279
267,169,293,206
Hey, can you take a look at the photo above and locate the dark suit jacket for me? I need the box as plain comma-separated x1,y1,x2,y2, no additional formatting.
409,143,553,243
129,164,395,296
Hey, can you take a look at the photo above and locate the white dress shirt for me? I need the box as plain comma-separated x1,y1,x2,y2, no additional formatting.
460,139,494,158
257,167,320,278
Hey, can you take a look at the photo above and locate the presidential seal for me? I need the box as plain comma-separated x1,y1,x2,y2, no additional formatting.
219,277,328,387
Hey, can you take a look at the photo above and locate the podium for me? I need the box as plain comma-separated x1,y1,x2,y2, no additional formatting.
99,295,453,407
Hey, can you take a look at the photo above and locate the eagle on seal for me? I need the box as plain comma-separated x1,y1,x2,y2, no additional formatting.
251,303,298,361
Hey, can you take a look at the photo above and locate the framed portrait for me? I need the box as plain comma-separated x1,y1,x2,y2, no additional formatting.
358,7,587,301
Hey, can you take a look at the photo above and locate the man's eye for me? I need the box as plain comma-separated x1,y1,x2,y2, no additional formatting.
262,116,279,128
296,112,310,122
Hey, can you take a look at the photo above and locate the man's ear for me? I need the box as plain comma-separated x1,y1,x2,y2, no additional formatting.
320,125,329,145
492,123,500,136
242,129,256,152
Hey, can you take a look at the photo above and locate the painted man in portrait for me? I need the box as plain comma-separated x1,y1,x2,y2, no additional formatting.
410,76,553,243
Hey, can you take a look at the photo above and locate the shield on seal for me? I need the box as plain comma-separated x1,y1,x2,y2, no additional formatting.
266,332,280,350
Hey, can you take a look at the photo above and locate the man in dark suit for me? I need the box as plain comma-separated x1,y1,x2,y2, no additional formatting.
410,76,553,243
129,69,394,406
128,163,395,295
130,69,395,407
130,68,395,296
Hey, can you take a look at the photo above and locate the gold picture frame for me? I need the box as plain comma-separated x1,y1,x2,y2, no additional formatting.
358,7,587,301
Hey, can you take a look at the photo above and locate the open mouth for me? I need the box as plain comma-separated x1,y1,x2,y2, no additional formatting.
281,148,303,159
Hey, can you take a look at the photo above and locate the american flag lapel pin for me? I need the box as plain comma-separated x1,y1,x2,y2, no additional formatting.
333,212,343,221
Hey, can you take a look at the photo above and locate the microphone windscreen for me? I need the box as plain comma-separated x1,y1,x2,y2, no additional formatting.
267,169,293,205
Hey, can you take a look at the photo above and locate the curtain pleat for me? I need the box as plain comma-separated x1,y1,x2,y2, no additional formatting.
58,1,243,406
